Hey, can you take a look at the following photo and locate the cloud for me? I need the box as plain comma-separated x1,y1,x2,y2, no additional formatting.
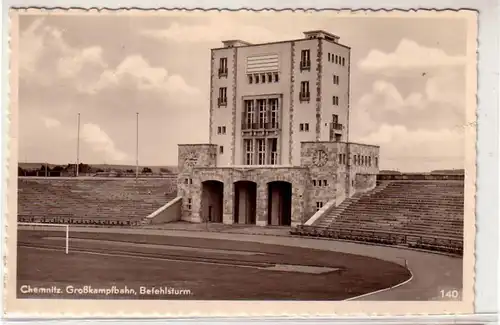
358,39,467,73
81,123,128,162
84,55,200,96
358,80,425,112
41,117,61,129
140,19,297,44
19,18,107,84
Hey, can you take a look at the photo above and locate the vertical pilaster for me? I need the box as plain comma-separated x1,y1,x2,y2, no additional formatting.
256,182,268,226
223,179,234,224
288,41,295,165
231,48,238,165
209,50,215,144
315,39,323,141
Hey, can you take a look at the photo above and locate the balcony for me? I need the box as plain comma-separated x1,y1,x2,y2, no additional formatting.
241,122,280,130
217,97,227,107
300,60,311,71
331,123,343,131
299,92,311,102
218,68,228,78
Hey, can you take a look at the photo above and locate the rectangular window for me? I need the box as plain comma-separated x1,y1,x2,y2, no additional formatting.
324,180,328,186
375,157,379,167
257,138,266,165
274,72,279,82
257,99,267,128
300,81,310,101
219,146,224,154
316,201,324,211
342,154,346,164
304,123,309,132
300,49,311,70
218,87,227,106
338,154,342,164
255,74,260,83
248,74,253,84
219,58,228,77
217,126,221,134
267,73,273,83
299,123,304,132
244,100,255,128
184,178,189,184
189,178,193,184
335,55,338,64
187,198,192,210
222,126,226,134
354,155,357,165
333,96,339,106
369,156,372,166
269,98,279,128
244,139,254,165
312,180,317,186
333,75,339,85
328,53,331,61
268,138,278,165
261,73,266,83
342,57,345,66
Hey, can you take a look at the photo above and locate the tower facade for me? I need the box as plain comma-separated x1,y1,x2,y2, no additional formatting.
178,30,380,228
209,31,351,167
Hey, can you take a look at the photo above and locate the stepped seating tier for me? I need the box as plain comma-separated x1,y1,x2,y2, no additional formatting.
301,180,465,255
18,177,178,226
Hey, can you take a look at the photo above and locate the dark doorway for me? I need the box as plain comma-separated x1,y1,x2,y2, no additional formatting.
201,180,224,223
267,181,292,226
233,181,257,224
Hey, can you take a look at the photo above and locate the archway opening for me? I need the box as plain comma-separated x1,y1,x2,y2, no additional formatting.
267,181,292,226
233,181,257,224
201,180,224,223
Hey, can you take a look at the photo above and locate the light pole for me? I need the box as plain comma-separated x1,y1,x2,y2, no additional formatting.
76,113,81,177
136,112,139,181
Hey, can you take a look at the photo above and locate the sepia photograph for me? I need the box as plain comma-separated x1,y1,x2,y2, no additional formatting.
6,9,476,316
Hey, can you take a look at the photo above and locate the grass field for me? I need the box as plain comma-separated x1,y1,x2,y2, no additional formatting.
17,230,411,300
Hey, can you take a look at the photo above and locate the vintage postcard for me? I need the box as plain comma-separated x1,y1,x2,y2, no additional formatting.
5,8,477,317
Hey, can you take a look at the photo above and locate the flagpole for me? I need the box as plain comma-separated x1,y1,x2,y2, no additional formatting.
76,113,81,177
136,112,139,182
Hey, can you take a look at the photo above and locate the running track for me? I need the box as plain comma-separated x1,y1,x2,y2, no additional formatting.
47,226,462,301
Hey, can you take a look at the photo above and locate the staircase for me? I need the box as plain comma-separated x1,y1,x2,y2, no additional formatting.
313,181,391,227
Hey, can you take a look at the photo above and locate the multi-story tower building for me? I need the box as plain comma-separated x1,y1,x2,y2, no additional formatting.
209,30,350,167
177,31,380,228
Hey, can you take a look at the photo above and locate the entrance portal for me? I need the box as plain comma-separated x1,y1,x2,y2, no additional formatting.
233,181,257,224
201,180,224,223
267,181,292,226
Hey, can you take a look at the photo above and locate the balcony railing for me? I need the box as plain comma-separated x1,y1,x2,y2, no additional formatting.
242,122,280,130
299,92,311,102
218,68,228,78
331,123,343,131
217,97,227,107
300,60,311,71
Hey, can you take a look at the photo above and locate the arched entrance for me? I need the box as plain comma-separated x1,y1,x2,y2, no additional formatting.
233,181,257,224
267,181,292,226
201,180,224,223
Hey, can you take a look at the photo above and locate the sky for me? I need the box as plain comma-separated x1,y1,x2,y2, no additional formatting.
17,11,471,172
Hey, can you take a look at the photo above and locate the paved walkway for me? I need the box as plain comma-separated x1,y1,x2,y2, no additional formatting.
57,223,462,301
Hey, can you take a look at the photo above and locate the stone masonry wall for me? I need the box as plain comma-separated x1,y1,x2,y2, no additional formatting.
177,144,218,221
189,166,309,226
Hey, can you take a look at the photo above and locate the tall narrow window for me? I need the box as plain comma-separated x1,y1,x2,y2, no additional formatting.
257,99,267,128
268,138,278,165
269,98,279,128
244,100,255,129
257,139,266,165
300,49,311,70
300,81,310,101
333,96,339,106
218,87,227,106
219,57,228,77
244,139,254,165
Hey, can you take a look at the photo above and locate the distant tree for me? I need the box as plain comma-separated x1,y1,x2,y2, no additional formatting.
126,169,134,173
142,167,152,173
96,168,104,173
159,167,173,174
